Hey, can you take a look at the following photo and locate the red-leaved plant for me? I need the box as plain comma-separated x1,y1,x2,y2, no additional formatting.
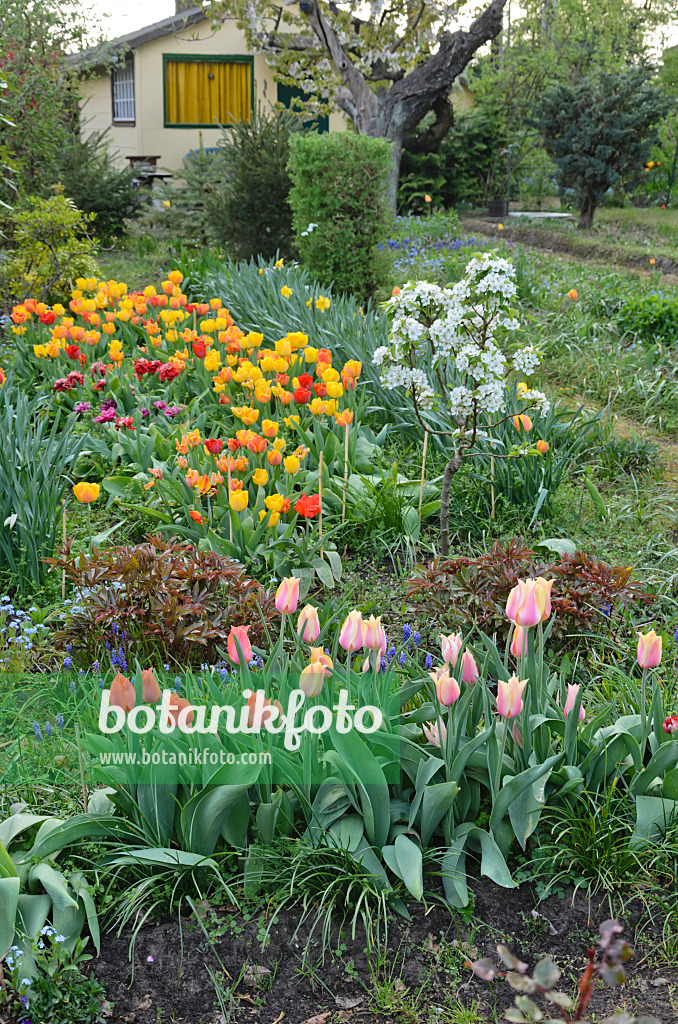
45,535,277,666
405,537,650,644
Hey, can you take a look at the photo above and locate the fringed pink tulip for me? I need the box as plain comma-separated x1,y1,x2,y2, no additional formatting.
440,632,463,666
227,625,252,664
496,675,527,719
275,576,300,614
297,604,320,643
339,610,364,652
431,666,461,706
363,615,387,652
637,629,662,669
563,683,585,721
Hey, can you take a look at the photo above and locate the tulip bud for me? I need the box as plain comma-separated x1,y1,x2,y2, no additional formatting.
510,626,527,659
166,692,195,728
662,714,678,735
637,629,662,669
461,649,479,684
275,576,300,614
536,440,549,455
563,683,585,721
309,646,333,678
496,675,527,718
339,610,364,652
297,604,320,643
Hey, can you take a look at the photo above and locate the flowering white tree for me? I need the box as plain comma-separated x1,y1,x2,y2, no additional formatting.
210,0,508,205
374,252,549,555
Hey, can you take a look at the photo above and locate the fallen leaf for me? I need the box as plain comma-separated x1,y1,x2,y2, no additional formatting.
299,1014,330,1024
335,995,363,1010
425,932,440,953
244,964,272,986
136,995,153,1010
240,994,257,1005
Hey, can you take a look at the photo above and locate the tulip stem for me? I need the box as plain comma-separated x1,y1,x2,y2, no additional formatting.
345,649,352,700
640,666,648,759
494,718,509,800
74,720,88,813
277,612,286,669
86,502,92,555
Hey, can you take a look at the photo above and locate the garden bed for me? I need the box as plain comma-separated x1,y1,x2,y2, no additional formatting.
93,884,677,1024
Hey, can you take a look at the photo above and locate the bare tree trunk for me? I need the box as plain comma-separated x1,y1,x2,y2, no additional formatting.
439,451,464,557
577,193,596,230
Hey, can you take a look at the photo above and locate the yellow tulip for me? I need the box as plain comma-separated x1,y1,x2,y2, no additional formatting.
73,482,100,503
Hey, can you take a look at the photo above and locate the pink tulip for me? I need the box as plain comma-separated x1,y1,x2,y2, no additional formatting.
297,604,320,643
141,668,161,704
363,615,387,652
245,691,282,728
637,629,662,669
563,683,585,721
496,675,527,718
440,632,463,666
461,649,479,684
505,578,553,627
275,576,300,614
300,661,324,697
423,720,447,747
227,625,252,664
339,610,364,652
431,665,461,706
510,626,527,658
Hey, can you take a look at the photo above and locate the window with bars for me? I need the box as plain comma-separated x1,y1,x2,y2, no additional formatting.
112,60,135,123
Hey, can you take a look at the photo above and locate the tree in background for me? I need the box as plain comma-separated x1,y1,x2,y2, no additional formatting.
460,0,677,204
530,67,674,229
212,0,509,205
0,0,99,204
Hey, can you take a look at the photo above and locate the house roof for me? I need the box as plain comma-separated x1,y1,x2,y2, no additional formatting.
71,7,208,68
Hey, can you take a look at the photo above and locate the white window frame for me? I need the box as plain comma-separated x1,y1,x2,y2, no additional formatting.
112,58,135,124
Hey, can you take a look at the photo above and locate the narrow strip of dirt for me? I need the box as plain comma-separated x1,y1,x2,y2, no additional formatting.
462,215,678,280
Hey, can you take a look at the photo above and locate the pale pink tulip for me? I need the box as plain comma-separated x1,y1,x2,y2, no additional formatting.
227,625,252,664
461,649,479,684
637,629,662,669
275,576,300,614
505,578,553,627
431,665,461,706
423,720,447,747
297,604,320,643
363,615,387,652
300,661,325,697
440,632,463,666
496,675,527,718
309,647,333,678
563,683,585,721
339,610,364,652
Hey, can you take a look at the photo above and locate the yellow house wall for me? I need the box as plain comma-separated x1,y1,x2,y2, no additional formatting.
78,16,346,172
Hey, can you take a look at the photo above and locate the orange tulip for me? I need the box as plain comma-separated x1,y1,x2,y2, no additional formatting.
567,289,578,301
73,482,100,503
109,671,136,712
166,692,195,728
141,669,161,703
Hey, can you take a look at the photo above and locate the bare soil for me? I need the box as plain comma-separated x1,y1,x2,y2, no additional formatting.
91,882,677,1023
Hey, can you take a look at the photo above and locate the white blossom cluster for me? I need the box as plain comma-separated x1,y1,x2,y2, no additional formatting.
376,252,548,423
